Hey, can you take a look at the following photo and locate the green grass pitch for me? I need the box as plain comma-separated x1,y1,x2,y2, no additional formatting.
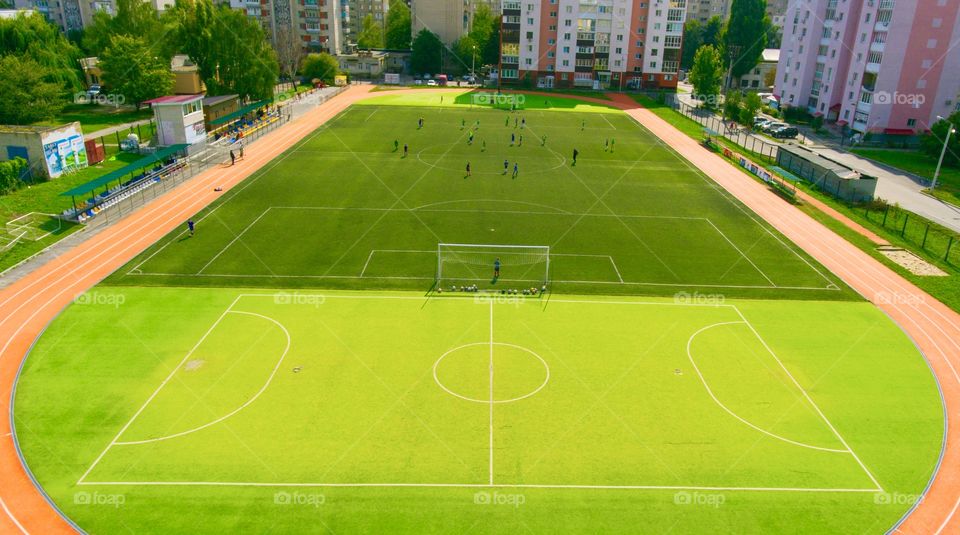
111,98,849,301
12,94,943,533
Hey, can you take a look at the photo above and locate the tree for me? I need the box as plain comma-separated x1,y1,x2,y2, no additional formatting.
0,55,66,124
763,66,777,89
681,20,703,70
384,0,412,49
689,45,724,108
482,19,500,65
301,52,340,85
723,90,742,122
411,28,442,75
722,0,768,84
274,25,305,83
921,113,960,168
702,16,723,49
99,35,173,109
452,36,477,76
740,92,762,125
766,18,782,49
0,12,84,92
357,14,384,49
175,0,278,100
81,0,169,58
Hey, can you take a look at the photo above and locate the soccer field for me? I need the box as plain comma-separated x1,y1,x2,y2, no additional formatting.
14,288,943,533
11,93,943,533
112,97,848,300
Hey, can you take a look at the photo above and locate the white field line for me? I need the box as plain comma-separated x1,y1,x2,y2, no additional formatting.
732,306,884,492
704,219,776,287
113,310,291,446
489,300,494,486
74,481,882,493
359,250,435,277
270,204,709,220
196,208,273,275
126,270,837,291
609,257,624,283
77,296,242,485
230,293,734,308
600,114,618,130
685,322,848,453
0,497,27,535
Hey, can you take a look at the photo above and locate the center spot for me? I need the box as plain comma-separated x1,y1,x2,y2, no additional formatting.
433,342,550,403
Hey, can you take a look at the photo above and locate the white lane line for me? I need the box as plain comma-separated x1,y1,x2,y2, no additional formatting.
0,497,28,534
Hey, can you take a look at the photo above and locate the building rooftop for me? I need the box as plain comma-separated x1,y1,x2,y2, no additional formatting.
762,49,780,63
143,94,204,105
202,94,239,107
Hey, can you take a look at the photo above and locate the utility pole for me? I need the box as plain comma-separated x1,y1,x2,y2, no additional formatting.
932,115,956,190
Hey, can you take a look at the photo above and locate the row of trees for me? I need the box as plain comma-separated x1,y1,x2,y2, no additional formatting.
0,0,282,123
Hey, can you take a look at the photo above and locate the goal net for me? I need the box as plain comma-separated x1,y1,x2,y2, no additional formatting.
437,243,549,292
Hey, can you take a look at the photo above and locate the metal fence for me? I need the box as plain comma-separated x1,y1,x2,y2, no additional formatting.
863,203,960,266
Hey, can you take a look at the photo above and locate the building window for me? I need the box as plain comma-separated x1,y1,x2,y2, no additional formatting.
907,118,917,127
548,38,555,44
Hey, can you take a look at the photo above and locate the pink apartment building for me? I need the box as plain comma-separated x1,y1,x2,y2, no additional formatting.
499,0,687,90
776,0,960,136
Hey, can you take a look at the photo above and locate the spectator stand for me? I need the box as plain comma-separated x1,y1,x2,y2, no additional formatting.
207,100,286,149
60,144,189,224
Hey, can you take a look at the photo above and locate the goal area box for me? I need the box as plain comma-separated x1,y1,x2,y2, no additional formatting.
436,243,549,292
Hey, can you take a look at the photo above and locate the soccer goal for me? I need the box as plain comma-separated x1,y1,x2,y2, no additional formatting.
437,243,549,292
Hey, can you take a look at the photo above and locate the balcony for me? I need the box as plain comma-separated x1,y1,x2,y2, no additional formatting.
852,120,868,133
856,99,871,114
875,20,890,32
865,61,880,74
870,41,885,53
501,55,519,65
662,60,679,73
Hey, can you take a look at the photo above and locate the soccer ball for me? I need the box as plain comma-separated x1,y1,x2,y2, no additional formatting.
452,286,458,291
437,288,442,293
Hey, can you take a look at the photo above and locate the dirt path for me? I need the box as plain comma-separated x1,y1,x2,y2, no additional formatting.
0,86,956,533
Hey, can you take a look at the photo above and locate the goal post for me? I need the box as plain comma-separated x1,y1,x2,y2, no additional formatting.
437,243,549,291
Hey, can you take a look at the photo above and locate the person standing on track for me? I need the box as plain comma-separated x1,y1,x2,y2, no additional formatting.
229,150,235,166
187,219,195,237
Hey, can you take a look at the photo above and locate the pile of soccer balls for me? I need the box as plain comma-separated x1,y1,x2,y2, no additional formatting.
440,285,480,293
437,285,548,295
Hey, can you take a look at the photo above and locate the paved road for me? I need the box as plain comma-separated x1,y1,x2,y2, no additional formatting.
674,85,960,233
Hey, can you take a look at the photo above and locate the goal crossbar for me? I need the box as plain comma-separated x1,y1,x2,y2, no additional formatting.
437,243,550,289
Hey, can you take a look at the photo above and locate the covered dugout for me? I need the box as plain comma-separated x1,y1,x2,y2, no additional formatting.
776,144,877,203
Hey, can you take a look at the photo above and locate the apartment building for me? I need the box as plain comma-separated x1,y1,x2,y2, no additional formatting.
412,0,501,44
13,0,115,32
685,0,726,24
347,0,388,43
776,0,960,135
223,0,343,54
500,0,685,90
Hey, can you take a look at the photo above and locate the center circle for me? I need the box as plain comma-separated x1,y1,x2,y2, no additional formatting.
433,342,550,403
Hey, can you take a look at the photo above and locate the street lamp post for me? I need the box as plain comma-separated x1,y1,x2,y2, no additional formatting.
472,45,476,82
932,115,956,190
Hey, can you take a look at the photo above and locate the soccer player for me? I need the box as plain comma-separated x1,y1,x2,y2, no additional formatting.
514,117,518,128
505,116,509,127
482,139,487,152
604,138,609,151
394,139,399,151
518,134,523,146
572,148,579,165
511,133,515,146
610,138,615,152
418,117,424,129
581,119,586,130
462,118,466,129
187,219,195,237
468,131,474,144
494,257,501,278
521,117,526,128
466,162,471,177
541,134,546,146
512,162,519,178
403,143,409,158
503,159,509,174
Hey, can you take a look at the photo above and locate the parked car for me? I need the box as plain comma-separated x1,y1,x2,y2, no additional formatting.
413,79,424,85
86,84,101,97
771,126,799,139
753,117,771,128
426,79,438,86
762,121,788,133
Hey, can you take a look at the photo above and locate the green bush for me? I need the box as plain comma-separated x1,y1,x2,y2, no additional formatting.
0,157,28,195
